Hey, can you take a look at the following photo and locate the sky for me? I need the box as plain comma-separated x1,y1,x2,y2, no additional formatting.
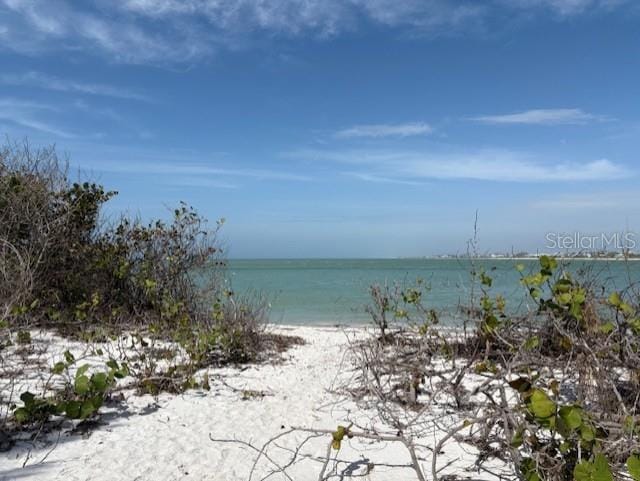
0,0,639,258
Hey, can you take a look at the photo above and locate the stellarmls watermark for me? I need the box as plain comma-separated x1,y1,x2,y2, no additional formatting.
545,232,636,251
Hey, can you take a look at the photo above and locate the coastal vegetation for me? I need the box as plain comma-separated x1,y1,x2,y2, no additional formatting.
3,140,640,479
0,140,275,439
219,258,640,481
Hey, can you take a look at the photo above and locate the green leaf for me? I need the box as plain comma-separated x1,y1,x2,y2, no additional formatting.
64,350,75,364
557,292,573,305
574,460,592,481
524,336,540,350
608,291,622,307
90,395,103,410
621,302,635,317
106,359,119,370
509,377,532,393
64,400,82,419
521,458,541,481
52,362,66,375
528,389,555,419
480,272,493,287
599,322,615,334
80,399,96,419
580,424,596,442
574,455,612,481
331,425,347,450
554,278,573,293
593,454,613,481
627,455,640,481
75,375,90,395
90,372,109,392
14,407,30,423
540,255,558,272
20,391,35,406
559,406,582,430
510,428,524,448
76,364,90,378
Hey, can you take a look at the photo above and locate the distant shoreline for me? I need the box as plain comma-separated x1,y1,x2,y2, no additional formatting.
437,256,640,261
228,256,640,261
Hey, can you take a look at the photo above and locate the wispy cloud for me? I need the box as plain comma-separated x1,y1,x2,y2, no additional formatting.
469,108,606,125
0,1,634,64
0,71,150,101
291,148,630,182
0,98,76,138
531,191,640,210
504,0,631,16
0,0,212,64
159,177,239,189
336,122,433,139
85,159,312,182
343,172,428,186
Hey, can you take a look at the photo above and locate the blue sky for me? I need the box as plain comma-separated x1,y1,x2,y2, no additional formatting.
1,0,639,257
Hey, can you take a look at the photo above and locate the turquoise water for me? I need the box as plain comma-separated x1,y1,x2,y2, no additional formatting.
226,259,640,325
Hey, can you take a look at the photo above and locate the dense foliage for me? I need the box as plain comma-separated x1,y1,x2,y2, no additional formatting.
0,140,268,433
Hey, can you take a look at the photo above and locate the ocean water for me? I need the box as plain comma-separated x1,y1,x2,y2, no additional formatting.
226,258,640,326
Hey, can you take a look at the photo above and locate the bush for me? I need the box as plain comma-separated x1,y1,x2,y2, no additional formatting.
0,139,267,374
356,256,640,481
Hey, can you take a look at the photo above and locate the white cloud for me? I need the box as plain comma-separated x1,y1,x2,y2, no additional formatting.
0,71,150,101
85,159,312,181
343,172,427,185
530,191,640,210
336,122,433,138
0,98,76,138
504,0,629,16
0,0,632,64
0,0,212,64
292,148,630,182
160,176,239,189
469,109,605,125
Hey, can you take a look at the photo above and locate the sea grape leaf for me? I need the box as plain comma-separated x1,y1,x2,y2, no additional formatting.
20,391,35,406
13,407,29,423
528,389,555,419
509,377,532,393
574,454,612,481
75,375,90,395
64,400,82,419
80,399,96,419
599,322,615,334
52,362,66,375
627,455,640,481
76,364,90,378
559,406,582,430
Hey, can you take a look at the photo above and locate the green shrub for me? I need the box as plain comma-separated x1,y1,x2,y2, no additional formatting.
1,139,268,405
13,350,128,426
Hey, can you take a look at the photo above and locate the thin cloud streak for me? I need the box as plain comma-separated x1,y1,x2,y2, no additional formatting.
343,172,428,186
85,160,313,182
531,192,640,210
0,71,151,101
291,148,630,182
469,108,606,125
0,97,76,138
336,122,433,138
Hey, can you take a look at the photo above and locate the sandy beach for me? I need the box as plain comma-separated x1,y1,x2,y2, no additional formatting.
0,325,495,481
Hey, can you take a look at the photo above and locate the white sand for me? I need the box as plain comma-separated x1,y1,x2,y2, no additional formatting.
1,326,501,481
